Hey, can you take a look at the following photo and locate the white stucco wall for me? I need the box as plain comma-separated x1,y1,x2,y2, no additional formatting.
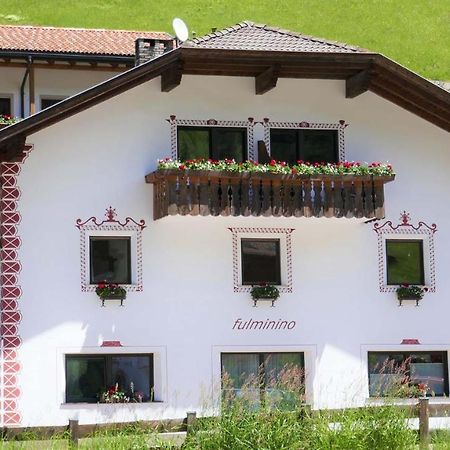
9,74,450,426
0,66,119,117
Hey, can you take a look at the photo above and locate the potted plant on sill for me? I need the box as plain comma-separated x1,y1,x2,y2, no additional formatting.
99,383,130,403
250,284,280,307
96,282,127,306
0,115,20,129
396,284,428,306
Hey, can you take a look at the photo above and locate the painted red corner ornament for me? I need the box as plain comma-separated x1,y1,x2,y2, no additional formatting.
76,206,146,230
373,210,437,234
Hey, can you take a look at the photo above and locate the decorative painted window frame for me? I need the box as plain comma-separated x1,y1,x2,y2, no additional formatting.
76,207,146,292
229,227,294,293
373,211,437,293
167,115,256,161
261,118,347,161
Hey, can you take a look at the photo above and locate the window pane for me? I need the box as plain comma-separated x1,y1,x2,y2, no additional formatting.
66,356,105,403
299,130,338,163
0,97,11,116
368,352,448,397
178,128,209,160
241,239,281,285
90,237,131,284
386,240,424,285
111,356,152,402
270,130,297,165
211,128,246,162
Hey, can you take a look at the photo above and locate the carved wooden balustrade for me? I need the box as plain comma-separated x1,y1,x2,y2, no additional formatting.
145,169,395,220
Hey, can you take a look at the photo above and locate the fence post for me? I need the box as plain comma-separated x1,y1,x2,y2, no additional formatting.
418,397,430,448
69,419,79,446
186,411,197,434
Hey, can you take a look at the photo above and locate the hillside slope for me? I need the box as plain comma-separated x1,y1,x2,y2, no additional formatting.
0,0,449,80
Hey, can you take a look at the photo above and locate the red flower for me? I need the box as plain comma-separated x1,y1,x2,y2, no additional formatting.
269,159,277,167
280,161,286,167
291,168,297,174
98,282,106,289
179,164,186,170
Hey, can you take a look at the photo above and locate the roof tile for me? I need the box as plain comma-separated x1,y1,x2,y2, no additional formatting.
185,21,365,53
0,24,173,56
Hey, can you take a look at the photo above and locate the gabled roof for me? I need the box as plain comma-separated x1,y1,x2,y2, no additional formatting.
0,24,172,57
185,21,363,53
0,21,449,160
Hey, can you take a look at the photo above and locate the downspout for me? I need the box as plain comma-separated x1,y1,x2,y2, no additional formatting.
20,58,31,119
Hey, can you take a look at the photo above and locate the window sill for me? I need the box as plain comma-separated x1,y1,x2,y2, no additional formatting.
61,401,164,409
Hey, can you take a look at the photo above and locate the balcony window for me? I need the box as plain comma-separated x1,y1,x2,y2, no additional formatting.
89,237,131,284
221,352,304,407
270,129,338,165
241,238,281,285
386,240,424,285
368,351,448,397
65,354,154,403
178,126,247,162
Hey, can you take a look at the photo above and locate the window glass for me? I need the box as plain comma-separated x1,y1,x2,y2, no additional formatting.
90,237,131,284
112,356,152,402
66,354,153,403
270,130,297,165
386,240,424,285
178,127,246,162
241,239,281,285
269,129,338,164
0,97,12,116
368,351,447,397
66,356,105,403
300,130,338,164
178,128,209,160
211,128,245,162
221,352,304,407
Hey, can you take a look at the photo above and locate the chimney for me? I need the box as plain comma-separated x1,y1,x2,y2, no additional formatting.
134,38,174,66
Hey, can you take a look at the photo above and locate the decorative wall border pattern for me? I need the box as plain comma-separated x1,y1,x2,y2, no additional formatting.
0,144,34,427
167,115,256,160
76,207,146,292
229,227,294,293
373,211,437,293
261,118,347,162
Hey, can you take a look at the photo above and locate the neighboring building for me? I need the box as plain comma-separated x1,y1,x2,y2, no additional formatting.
0,24,173,118
0,20,449,429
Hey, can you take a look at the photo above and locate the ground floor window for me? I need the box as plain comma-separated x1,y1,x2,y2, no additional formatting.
221,352,304,407
368,351,448,397
65,354,153,403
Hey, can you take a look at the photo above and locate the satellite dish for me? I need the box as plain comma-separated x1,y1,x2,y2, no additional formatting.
173,18,189,42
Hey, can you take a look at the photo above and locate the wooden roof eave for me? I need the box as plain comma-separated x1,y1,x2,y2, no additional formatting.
0,48,182,159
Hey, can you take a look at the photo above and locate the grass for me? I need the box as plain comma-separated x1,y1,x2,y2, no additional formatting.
0,0,449,80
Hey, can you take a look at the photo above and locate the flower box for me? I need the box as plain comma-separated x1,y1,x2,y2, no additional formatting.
396,285,428,306
250,285,280,307
96,282,127,306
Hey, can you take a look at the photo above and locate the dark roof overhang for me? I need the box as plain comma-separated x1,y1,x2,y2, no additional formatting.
0,46,448,161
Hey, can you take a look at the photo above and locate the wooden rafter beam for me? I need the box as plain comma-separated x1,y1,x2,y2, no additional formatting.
255,65,279,95
161,61,183,92
346,69,371,98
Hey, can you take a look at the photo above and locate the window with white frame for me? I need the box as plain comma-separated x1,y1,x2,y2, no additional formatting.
373,212,437,292
229,227,294,293
76,207,145,292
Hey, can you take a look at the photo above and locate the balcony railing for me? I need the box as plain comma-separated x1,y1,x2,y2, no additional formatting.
145,169,394,220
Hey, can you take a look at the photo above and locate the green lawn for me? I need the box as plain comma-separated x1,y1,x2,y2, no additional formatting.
0,0,449,80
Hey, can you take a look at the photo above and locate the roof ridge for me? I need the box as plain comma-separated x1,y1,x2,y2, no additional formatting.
0,23,172,36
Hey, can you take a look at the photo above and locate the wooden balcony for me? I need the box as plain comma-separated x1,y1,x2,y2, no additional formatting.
145,169,395,220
